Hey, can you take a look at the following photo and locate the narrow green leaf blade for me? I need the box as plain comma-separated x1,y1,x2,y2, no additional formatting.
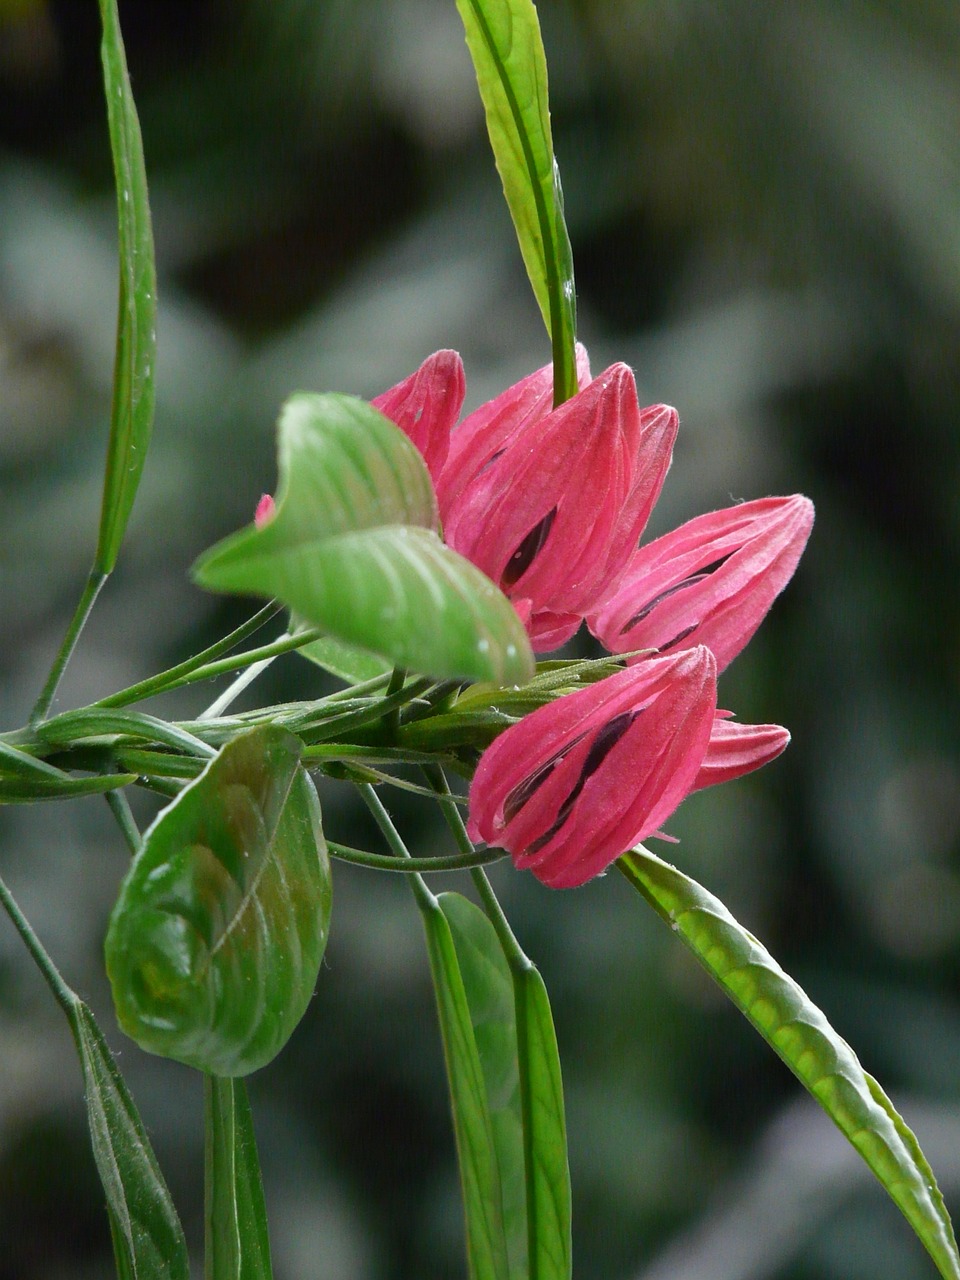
441,893,526,1277
70,1000,190,1280
420,890,511,1280
515,964,571,1280
619,846,960,1280
204,1076,273,1280
455,0,577,400
96,0,158,573
196,524,534,686
0,773,138,803
105,726,332,1076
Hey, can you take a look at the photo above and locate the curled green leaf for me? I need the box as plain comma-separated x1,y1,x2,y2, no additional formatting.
193,393,534,684
106,726,332,1076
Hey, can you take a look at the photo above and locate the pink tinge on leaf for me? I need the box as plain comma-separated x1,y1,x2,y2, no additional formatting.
589,494,814,673
254,493,276,528
467,647,717,888
439,358,675,651
692,715,790,791
371,349,465,482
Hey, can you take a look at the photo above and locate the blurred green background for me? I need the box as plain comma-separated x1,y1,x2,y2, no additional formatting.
1,1,959,1277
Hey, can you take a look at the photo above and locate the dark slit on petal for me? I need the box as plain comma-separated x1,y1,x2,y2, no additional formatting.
503,728,588,824
619,552,735,635
526,709,641,854
502,507,557,588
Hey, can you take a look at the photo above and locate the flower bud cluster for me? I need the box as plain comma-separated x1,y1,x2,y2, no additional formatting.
375,350,812,886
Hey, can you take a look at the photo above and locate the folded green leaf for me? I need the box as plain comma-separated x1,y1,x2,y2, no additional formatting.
198,524,533,686
194,393,533,685
204,1076,273,1280
96,0,158,574
455,0,577,402
106,726,332,1076
441,893,526,1278
440,892,572,1280
619,846,960,1280
420,889,511,1280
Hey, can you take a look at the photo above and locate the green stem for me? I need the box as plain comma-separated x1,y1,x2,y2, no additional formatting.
96,602,281,709
356,783,433,910
383,666,406,740
104,787,142,856
198,633,292,720
0,871,77,1016
31,570,107,724
328,839,505,874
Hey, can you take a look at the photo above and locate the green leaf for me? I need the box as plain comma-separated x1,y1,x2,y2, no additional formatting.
0,874,188,1279
199,524,533,687
105,725,332,1076
619,846,960,1280
455,0,577,403
95,0,158,573
193,393,534,685
70,1002,191,1280
419,889,511,1280
514,964,571,1280
440,892,572,1280
0,773,138,803
441,893,526,1278
204,1076,273,1280
295,631,393,685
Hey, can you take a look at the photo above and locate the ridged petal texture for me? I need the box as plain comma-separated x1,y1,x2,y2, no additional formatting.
105,726,332,1077
591,495,814,672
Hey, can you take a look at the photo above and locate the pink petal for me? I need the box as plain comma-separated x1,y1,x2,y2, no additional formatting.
692,716,790,791
590,495,814,672
372,349,465,482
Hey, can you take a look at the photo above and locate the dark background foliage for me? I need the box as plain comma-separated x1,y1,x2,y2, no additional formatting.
1,2,958,1277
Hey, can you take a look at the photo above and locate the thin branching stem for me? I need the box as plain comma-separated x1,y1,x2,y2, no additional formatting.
31,570,107,724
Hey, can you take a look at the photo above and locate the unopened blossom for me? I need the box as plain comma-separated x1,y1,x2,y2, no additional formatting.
371,349,465,480
437,356,677,650
589,495,814,672
468,649,717,888
254,493,276,528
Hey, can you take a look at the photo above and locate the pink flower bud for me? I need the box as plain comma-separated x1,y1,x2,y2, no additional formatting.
589,495,814,672
371,349,465,482
467,648,717,888
254,493,276,528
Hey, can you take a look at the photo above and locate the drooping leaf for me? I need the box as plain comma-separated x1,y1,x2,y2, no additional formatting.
440,891,572,1280
70,1002,191,1280
105,725,332,1076
455,0,577,402
619,845,960,1280
419,887,511,1280
193,393,534,685
204,1075,273,1280
95,0,158,574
